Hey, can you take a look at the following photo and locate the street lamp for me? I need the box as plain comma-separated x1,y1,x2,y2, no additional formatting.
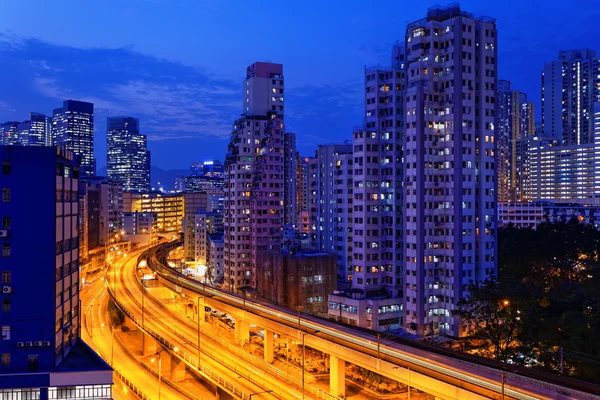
151,350,167,400
301,330,320,400
393,366,411,400
249,389,273,399
197,296,204,369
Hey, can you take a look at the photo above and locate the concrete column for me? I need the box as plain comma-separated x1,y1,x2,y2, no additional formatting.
264,330,274,363
234,319,249,345
142,333,157,356
170,353,186,382
329,355,345,398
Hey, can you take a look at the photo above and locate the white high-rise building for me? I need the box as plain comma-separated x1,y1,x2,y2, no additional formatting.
403,4,497,336
224,62,285,292
542,50,600,146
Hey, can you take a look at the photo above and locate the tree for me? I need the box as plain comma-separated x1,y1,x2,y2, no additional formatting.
107,298,125,327
496,219,600,381
456,278,521,360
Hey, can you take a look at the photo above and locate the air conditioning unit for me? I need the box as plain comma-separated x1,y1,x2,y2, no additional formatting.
2,286,11,294
34,341,43,347
43,341,51,347
25,342,33,347
16,342,24,348
0,231,7,238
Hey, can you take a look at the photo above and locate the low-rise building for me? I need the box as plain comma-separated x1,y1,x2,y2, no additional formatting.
139,192,183,232
498,201,600,229
208,233,224,284
256,247,336,317
123,211,158,246
327,294,402,330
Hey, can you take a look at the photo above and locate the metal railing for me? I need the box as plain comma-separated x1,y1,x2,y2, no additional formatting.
106,270,257,400
112,326,212,400
140,247,337,400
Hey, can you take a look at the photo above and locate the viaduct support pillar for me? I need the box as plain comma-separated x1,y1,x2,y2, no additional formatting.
329,355,345,398
170,353,185,382
264,329,274,363
235,319,249,345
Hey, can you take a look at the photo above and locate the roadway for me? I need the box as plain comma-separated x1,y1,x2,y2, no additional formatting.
147,241,600,400
81,248,211,400
107,247,306,400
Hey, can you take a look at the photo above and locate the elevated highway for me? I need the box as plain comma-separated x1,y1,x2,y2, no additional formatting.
142,240,600,400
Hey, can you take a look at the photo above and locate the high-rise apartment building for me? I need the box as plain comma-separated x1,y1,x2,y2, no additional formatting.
307,144,353,290
224,62,284,291
0,146,112,396
525,130,599,203
295,155,310,232
496,80,534,202
107,117,150,193
402,4,497,336
283,132,297,227
184,210,223,264
542,50,600,145
350,43,405,300
52,100,95,177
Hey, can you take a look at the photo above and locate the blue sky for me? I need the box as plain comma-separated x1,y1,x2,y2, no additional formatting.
1,0,599,169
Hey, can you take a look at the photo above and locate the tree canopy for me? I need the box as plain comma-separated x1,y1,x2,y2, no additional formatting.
458,219,600,382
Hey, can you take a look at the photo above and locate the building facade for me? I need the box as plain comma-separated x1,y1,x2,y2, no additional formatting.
496,80,534,202
52,100,95,177
184,211,223,264
498,201,600,229
106,117,150,193
224,62,285,291
140,192,184,232
123,211,157,246
257,248,336,316
402,5,498,336
0,122,19,146
542,50,600,146
295,155,310,232
17,113,52,147
0,146,112,396
283,132,297,227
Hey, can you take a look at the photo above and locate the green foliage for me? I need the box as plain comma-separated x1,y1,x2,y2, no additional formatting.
107,298,125,327
460,219,600,382
455,278,520,360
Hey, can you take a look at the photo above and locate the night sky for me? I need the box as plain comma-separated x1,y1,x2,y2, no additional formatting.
1,0,599,169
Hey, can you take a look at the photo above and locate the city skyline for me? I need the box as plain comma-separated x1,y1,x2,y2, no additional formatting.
1,0,600,169
2,1,600,397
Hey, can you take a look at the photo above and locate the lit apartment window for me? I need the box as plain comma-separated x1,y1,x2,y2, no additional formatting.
1,189,9,203
1,326,10,340
1,353,9,366
1,272,9,285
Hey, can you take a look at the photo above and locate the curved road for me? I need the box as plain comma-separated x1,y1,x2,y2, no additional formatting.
109,248,303,400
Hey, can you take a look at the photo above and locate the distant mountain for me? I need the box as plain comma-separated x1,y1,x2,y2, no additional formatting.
96,165,189,191
150,166,189,190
